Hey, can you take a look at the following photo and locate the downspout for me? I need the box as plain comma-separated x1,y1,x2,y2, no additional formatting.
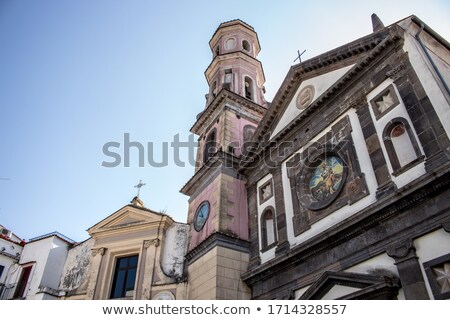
415,22,450,95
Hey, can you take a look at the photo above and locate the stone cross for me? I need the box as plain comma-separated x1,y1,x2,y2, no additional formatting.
294,49,306,63
134,180,146,197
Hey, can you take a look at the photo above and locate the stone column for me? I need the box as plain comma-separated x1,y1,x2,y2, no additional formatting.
355,102,397,199
386,239,429,300
140,238,160,300
247,183,261,269
85,247,106,300
270,166,290,255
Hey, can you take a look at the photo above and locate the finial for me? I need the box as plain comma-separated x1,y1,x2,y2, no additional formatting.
371,13,385,32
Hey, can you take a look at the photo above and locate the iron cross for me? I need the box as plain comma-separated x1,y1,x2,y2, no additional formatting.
134,180,146,197
294,49,306,63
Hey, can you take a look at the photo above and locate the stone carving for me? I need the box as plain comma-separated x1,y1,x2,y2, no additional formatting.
144,238,160,248
386,239,414,259
386,64,407,81
296,85,315,109
91,247,106,257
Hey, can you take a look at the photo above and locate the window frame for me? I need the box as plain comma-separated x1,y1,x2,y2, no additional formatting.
382,117,424,176
369,84,400,120
423,253,450,300
260,206,278,252
109,254,139,299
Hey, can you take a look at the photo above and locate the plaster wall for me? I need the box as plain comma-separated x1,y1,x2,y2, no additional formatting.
161,223,189,278
188,174,221,251
271,64,355,138
59,238,94,294
401,25,450,137
0,238,22,284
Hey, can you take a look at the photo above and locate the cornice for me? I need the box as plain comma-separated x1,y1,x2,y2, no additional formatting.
204,51,265,83
190,89,267,135
185,231,250,264
180,151,241,196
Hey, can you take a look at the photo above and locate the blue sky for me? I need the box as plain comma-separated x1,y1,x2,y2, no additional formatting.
0,0,449,242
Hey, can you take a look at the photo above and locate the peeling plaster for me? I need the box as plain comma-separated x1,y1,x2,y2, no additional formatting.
59,238,94,292
161,223,189,279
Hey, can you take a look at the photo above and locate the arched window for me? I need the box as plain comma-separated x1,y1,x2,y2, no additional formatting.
383,118,423,175
244,77,254,101
203,129,217,163
223,69,232,91
242,40,250,52
261,206,277,251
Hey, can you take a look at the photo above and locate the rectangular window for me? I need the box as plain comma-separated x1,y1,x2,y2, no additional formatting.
110,255,138,299
0,265,4,280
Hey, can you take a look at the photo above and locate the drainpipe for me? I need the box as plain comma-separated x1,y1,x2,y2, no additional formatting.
415,22,450,95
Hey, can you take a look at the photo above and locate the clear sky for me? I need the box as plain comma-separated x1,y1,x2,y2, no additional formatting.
0,0,449,242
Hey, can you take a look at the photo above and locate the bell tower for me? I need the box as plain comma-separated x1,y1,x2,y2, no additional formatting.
181,20,267,299
206,20,267,106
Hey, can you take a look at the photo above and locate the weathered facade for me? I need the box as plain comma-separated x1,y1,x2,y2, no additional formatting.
0,225,24,299
237,15,450,300
2,14,449,301
58,197,189,300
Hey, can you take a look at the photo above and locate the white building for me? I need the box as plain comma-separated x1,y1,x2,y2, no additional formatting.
3,232,74,300
0,224,24,299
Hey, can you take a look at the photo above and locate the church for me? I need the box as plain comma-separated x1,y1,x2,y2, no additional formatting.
1,14,449,300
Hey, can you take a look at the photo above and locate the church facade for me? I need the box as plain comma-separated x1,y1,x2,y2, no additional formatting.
239,15,450,300
2,14,449,300
184,15,450,300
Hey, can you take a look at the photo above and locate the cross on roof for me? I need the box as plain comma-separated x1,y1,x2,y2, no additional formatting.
294,49,306,63
134,180,146,197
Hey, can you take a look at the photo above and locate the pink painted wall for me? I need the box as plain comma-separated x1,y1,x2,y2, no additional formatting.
188,175,221,251
227,113,257,157
225,178,248,240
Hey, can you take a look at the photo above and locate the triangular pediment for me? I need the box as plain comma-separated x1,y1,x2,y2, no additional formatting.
299,271,400,300
240,29,396,169
87,205,168,235
270,64,355,139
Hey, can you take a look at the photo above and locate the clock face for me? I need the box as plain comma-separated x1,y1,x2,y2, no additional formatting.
194,201,210,231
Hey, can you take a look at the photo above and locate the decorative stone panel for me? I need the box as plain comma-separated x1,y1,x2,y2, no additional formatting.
286,116,369,236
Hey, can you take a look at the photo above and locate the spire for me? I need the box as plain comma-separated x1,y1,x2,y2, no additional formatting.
371,13,385,32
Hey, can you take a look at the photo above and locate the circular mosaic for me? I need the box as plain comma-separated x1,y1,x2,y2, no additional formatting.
296,85,315,109
299,154,347,211
309,156,344,202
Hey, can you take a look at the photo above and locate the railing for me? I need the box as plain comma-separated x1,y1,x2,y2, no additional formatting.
0,283,17,300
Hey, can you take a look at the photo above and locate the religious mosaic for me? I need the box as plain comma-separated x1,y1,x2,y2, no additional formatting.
309,156,344,202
